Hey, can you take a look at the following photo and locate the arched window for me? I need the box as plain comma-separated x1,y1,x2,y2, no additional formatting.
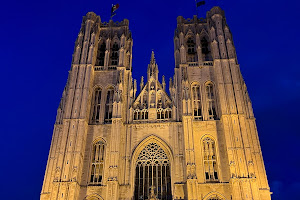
157,108,172,120
111,42,119,65
157,108,164,119
104,88,114,123
133,109,148,120
201,37,212,61
150,82,155,91
203,137,219,182
206,83,217,120
127,53,131,67
96,42,106,66
157,92,163,108
192,84,202,120
187,37,195,54
187,37,196,62
142,109,148,120
90,140,105,184
165,108,172,119
134,109,140,120
90,88,102,123
142,92,148,108
134,143,172,200
150,92,155,107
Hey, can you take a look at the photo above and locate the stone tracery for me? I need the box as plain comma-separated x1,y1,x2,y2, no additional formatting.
134,143,172,200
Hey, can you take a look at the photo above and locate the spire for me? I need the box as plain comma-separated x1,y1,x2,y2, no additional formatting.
133,79,137,99
140,76,144,90
150,50,156,64
147,51,158,79
162,75,166,91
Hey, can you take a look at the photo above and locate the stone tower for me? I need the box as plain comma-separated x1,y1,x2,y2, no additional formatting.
41,7,271,200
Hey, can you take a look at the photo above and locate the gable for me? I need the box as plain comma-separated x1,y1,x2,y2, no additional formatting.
132,77,172,110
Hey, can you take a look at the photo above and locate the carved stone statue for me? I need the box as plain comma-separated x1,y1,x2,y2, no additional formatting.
148,185,157,200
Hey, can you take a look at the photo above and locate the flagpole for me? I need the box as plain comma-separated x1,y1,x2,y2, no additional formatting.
110,3,119,20
194,0,199,18
195,1,205,18
110,4,113,20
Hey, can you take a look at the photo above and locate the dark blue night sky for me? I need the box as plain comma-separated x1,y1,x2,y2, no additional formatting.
0,0,299,199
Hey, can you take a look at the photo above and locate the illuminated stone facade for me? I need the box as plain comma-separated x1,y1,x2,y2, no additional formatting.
41,7,271,200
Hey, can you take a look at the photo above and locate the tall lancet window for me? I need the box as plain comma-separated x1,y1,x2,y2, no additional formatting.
111,42,119,65
192,84,202,120
134,143,172,200
90,140,105,184
203,137,219,182
96,42,106,66
206,83,217,120
187,37,196,62
201,37,212,61
142,92,148,108
104,88,114,123
90,88,102,123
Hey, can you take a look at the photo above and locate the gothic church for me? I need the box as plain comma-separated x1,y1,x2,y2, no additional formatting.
41,6,272,200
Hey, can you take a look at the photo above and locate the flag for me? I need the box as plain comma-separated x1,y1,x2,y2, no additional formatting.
111,3,119,18
196,1,205,7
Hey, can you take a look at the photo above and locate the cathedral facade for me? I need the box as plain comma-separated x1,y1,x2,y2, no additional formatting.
41,7,271,200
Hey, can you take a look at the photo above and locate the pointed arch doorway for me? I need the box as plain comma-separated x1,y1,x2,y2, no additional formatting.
134,142,172,200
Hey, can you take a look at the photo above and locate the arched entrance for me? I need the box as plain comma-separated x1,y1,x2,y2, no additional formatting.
83,193,104,200
134,142,172,200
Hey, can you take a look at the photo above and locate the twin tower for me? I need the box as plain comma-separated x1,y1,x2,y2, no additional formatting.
41,7,271,200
